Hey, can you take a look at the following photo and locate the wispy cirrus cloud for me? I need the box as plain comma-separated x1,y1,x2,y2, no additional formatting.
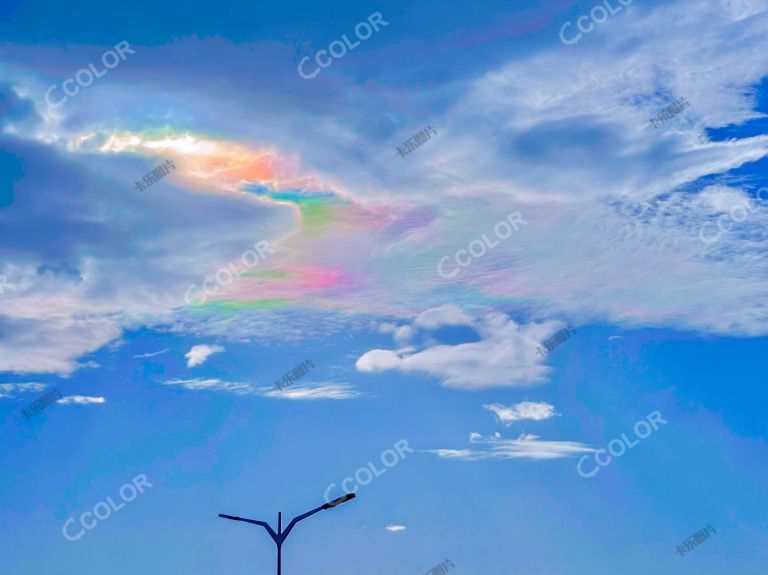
161,378,360,400
427,432,594,461
161,378,255,395
262,382,361,400
0,382,47,399
57,395,105,405
133,348,169,359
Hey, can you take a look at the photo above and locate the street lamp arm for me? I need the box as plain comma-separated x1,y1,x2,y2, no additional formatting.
280,493,356,543
218,513,279,543
279,503,326,542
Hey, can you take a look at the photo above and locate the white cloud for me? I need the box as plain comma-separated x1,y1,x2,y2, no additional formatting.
262,383,361,400
185,344,224,367
693,185,753,214
385,524,406,532
393,325,414,345
0,382,47,399
57,395,106,405
414,304,473,330
356,349,403,373
377,323,397,334
427,432,594,461
357,309,566,389
484,402,558,425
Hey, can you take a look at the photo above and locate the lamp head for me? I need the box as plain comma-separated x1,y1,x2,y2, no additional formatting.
323,493,356,509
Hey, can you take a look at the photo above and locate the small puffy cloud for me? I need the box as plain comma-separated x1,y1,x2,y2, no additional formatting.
185,344,224,367
375,322,415,346
356,349,402,372
376,322,414,345
262,383,360,400
393,325,414,345
426,432,594,461
385,524,406,532
57,395,106,405
414,304,473,330
0,382,47,399
484,401,558,425
377,323,397,334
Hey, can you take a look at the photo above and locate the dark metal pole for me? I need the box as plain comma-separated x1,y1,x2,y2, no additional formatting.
277,512,282,575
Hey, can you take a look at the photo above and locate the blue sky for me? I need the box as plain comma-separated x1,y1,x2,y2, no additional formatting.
1,0,767,574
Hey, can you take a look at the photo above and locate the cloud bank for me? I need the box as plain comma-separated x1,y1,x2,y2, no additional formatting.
3,0,768,377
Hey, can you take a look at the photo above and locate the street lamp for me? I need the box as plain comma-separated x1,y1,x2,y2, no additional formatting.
218,493,356,575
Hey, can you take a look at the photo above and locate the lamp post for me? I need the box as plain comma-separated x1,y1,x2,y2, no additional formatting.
218,493,356,575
